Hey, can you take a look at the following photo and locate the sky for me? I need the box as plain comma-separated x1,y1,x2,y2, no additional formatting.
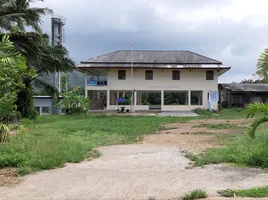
34,0,268,83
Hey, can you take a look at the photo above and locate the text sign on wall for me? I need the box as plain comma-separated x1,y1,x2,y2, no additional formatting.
209,91,219,102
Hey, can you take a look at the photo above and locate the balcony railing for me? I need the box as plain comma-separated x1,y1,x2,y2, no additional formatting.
87,80,107,86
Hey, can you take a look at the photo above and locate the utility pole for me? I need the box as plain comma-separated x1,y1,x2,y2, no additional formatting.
130,40,135,113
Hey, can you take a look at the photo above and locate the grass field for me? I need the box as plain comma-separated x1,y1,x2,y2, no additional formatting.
0,114,187,174
218,186,268,198
0,109,248,175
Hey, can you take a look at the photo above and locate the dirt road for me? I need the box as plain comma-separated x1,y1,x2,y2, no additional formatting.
1,144,268,200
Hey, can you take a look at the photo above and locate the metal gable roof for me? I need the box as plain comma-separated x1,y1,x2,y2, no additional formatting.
220,83,268,92
81,50,222,65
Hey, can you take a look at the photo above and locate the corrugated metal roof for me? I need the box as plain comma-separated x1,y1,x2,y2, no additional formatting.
80,50,222,65
221,83,268,92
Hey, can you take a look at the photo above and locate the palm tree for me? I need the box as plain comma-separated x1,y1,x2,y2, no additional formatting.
257,48,268,83
9,32,75,117
0,1,75,118
246,102,268,138
0,0,52,32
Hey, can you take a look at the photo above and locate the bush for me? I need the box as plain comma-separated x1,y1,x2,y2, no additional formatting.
4,111,22,124
221,101,230,108
194,108,212,115
218,189,236,197
16,86,38,120
182,189,207,200
58,87,90,114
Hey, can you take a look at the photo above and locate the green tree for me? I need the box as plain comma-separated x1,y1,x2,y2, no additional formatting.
257,48,268,83
0,0,52,32
246,102,268,138
0,35,31,120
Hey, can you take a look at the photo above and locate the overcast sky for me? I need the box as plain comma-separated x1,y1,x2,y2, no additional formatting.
34,0,268,82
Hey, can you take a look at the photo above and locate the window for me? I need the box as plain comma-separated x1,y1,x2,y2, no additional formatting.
118,70,126,80
42,107,50,114
35,107,40,114
191,91,203,105
206,70,214,80
145,70,153,80
172,70,180,80
164,91,188,105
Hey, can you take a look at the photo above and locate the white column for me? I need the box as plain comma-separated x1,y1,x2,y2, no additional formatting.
85,72,88,98
107,90,110,109
188,90,191,106
134,91,137,106
161,90,164,109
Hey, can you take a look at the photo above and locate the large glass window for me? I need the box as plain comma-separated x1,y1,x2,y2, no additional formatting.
118,70,126,80
164,91,188,105
191,91,203,105
145,70,153,80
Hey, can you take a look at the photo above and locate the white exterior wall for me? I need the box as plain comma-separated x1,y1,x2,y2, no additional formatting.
86,68,219,111
34,98,52,115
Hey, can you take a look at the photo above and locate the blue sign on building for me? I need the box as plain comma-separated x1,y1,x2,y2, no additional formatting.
116,98,126,103
87,80,97,86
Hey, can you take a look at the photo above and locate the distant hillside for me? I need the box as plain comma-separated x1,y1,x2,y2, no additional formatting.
69,70,84,88
34,70,85,95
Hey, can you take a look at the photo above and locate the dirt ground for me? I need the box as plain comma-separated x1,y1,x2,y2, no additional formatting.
1,118,268,200
143,119,251,152
0,168,20,187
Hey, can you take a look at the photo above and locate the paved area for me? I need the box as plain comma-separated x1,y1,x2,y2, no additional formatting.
159,111,198,117
1,144,268,200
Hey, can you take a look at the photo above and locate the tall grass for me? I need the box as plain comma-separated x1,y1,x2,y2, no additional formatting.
182,189,207,200
218,186,268,198
0,109,248,174
194,123,268,168
0,114,184,174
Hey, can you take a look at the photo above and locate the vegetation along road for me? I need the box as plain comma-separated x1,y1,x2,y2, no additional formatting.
2,109,268,199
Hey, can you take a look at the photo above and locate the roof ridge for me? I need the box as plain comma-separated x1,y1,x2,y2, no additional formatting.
87,50,120,61
187,51,222,64
117,50,189,52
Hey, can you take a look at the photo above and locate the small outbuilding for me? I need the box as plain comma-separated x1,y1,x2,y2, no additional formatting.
219,83,268,107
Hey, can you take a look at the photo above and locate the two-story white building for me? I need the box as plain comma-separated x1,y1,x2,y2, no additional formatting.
77,50,230,111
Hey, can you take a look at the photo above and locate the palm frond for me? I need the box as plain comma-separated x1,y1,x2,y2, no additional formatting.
246,102,268,119
248,117,268,138
0,0,53,32
33,78,58,98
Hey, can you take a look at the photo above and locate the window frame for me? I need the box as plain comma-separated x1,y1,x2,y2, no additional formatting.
172,70,180,80
190,91,203,105
206,70,214,80
145,70,153,80
118,70,126,80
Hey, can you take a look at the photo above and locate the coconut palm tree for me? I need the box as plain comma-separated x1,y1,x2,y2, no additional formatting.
0,0,52,32
6,32,75,118
0,1,75,118
246,102,268,138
